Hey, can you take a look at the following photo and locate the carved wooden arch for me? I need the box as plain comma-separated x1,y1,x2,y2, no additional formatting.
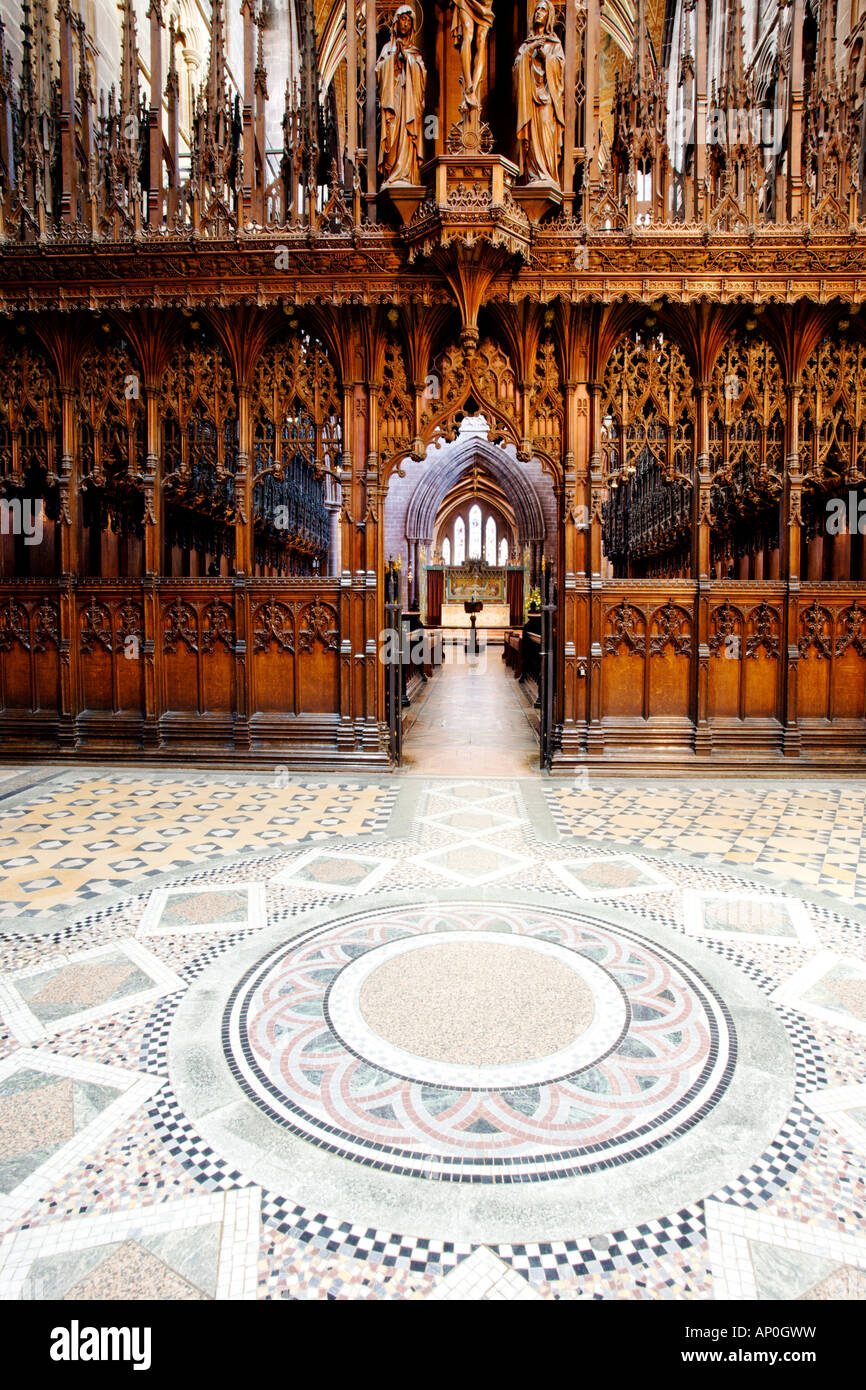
411,336,529,475
0,332,62,492
598,324,697,488
799,335,866,489
403,436,547,546
159,325,239,504
75,327,147,492
603,600,647,655
648,601,692,657
707,599,746,654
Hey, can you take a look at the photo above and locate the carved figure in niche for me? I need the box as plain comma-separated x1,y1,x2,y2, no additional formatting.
450,0,494,110
376,5,427,187
513,0,565,187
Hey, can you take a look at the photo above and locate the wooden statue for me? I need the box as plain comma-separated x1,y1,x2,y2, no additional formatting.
450,0,495,111
376,5,427,187
513,0,565,187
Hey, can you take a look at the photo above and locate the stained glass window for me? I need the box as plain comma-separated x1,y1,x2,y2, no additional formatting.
499,536,508,566
485,516,497,564
441,536,451,566
453,516,465,565
469,504,482,558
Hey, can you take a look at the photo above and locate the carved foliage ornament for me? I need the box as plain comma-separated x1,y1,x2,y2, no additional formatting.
798,601,833,660
835,604,866,658
649,601,692,657
163,598,199,654
604,599,646,655
745,602,780,659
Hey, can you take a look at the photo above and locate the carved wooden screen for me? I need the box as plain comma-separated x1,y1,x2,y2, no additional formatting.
160,337,238,569
708,336,785,550
799,338,866,492
251,332,340,574
76,337,146,563
600,331,694,577
0,342,61,578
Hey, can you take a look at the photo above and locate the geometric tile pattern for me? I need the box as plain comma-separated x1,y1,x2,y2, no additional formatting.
550,854,674,899
705,1199,866,1300
547,781,866,901
230,901,734,1181
272,849,393,896
770,951,866,1037
137,884,268,937
682,890,819,947
0,775,397,919
0,1050,159,1226
0,738,862,1300
0,1188,261,1300
0,939,185,1044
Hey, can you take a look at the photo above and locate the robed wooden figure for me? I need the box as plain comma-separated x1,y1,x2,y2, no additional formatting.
513,0,565,187
376,5,427,187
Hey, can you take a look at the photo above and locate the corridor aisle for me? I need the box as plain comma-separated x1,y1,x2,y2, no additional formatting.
401,642,538,775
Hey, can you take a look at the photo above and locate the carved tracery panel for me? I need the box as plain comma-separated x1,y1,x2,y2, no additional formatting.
600,331,694,577
799,338,866,491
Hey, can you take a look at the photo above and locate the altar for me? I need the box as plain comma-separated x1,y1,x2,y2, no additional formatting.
423,559,526,630
440,602,511,628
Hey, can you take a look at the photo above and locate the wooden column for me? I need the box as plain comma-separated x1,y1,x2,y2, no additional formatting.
234,383,253,751
787,0,806,223
693,381,712,754
562,0,578,214
57,0,76,224
587,381,604,753
782,382,802,756
240,0,255,228
147,0,164,229
58,384,79,748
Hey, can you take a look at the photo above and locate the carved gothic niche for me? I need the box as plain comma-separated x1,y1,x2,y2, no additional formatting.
253,599,295,653
745,601,781,659
298,600,338,653
116,599,144,652
252,333,341,481
708,600,745,657
201,599,235,653
378,336,415,465
799,338,866,490
80,597,113,653
600,329,694,577
161,338,238,519
709,336,785,527
797,600,833,660
163,598,199,654
422,339,518,450
835,603,866,658
0,598,31,651
529,336,563,460
76,338,145,494
0,342,60,493
603,599,646,655
648,601,692,657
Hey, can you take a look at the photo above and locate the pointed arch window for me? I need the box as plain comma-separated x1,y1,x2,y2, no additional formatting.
441,536,451,566
485,516,497,564
468,504,482,559
454,516,466,565
499,536,509,566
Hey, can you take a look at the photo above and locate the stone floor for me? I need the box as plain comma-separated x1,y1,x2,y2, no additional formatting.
0,658,864,1301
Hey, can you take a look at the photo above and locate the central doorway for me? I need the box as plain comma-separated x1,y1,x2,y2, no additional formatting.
383,418,554,773
400,638,540,775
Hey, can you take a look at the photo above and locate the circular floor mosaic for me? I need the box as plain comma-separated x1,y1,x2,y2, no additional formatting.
225,901,737,1182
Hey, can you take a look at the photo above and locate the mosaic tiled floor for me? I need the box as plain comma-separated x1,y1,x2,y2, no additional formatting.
0,760,864,1301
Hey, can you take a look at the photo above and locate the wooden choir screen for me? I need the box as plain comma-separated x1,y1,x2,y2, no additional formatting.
0,578,379,764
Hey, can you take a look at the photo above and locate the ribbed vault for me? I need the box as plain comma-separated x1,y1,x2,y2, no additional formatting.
405,439,546,545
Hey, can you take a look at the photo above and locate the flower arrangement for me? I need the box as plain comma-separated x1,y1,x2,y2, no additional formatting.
526,585,541,614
